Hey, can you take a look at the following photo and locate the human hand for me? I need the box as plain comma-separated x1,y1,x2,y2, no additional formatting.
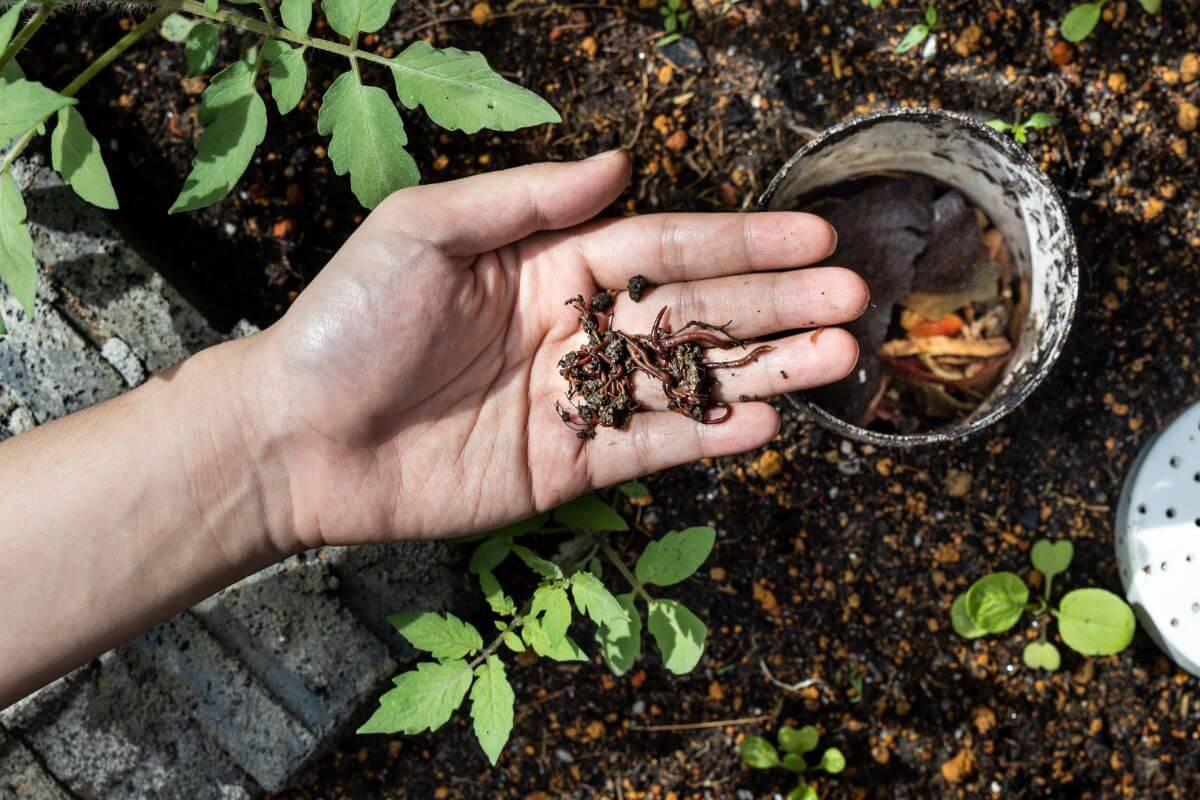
242,152,867,548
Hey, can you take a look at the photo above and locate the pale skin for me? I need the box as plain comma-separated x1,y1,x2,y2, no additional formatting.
0,152,868,707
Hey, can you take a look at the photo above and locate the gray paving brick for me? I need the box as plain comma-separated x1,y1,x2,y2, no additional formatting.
4,651,255,800
0,731,71,800
192,554,394,739
126,613,315,793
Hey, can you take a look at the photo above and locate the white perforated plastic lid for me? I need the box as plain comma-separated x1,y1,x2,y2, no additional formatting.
1115,402,1200,675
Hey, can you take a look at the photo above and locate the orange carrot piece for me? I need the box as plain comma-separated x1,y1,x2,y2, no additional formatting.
910,315,964,338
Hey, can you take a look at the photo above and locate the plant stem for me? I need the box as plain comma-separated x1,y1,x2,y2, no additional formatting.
0,8,171,179
0,2,54,77
599,542,653,604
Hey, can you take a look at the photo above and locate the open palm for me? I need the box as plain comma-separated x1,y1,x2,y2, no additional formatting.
245,152,867,548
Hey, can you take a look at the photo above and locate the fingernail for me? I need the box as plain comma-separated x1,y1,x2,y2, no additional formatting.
585,148,624,161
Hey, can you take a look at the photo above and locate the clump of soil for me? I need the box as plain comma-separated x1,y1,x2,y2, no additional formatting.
803,175,1022,433
556,293,772,438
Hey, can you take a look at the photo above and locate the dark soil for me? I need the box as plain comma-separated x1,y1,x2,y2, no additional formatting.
23,0,1200,796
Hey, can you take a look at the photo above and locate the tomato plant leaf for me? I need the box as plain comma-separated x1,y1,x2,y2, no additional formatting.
511,544,562,579
1030,539,1073,585
50,107,118,210
170,61,267,213
184,22,219,77
778,724,819,755
263,41,307,115
0,171,37,320
739,735,779,769
570,570,626,627
530,583,572,644
159,12,196,43
951,592,988,638
595,591,641,676
280,0,313,34
1061,3,1103,42
965,571,1028,633
469,535,513,574
0,79,75,144
469,656,514,765
646,598,706,674
1057,588,1136,656
387,611,483,660
1022,640,1061,671
634,526,715,587
553,494,628,532
357,659,473,734
818,746,846,774
316,70,419,209
894,24,928,53
321,0,393,38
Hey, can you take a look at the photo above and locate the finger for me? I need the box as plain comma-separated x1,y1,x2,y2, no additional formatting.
609,267,869,339
630,328,860,409
537,210,838,286
584,403,781,487
374,151,632,257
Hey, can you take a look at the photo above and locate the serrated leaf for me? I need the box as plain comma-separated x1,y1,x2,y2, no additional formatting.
387,611,483,660
1061,2,1102,42
159,12,196,43
358,659,473,734
951,592,987,639
170,61,267,213
553,494,628,532
0,171,37,317
50,107,118,210
739,735,779,768
389,41,560,134
596,592,641,676
185,23,220,77
280,0,313,33
894,24,928,53
469,536,512,574
819,746,846,774
1056,588,1136,656
0,79,75,144
570,570,626,627
1022,640,1061,671
321,0,393,38
778,725,819,755
521,618,587,661
469,656,514,765
530,583,572,644
511,544,562,579
262,41,307,115
316,70,418,209
635,526,715,587
646,598,706,674
1030,539,1073,584
478,568,516,616
965,572,1028,633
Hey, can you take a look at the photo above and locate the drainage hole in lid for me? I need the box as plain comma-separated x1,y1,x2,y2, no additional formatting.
1167,508,1177,519
1189,555,1195,563
1162,561,1169,571
1193,602,1199,613
1172,618,1180,627
1143,565,1153,574
1138,503,1148,514
1171,456,1182,468
1194,472,1200,483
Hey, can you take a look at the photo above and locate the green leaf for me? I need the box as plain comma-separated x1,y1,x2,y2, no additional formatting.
1139,0,1160,11
924,3,937,26
788,787,818,800
781,753,807,772
1014,126,1029,144
1030,539,1073,584
159,12,196,43
596,592,641,676
469,536,512,574
739,735,779,768
951,593,988,639
204,0,218,11
386,611,483,660
389,42,560,134
986,119,1014,135
488,513,550,538
521,618,587,661
263,41,307,115
570,570,626,627
316,70,419,209
184,23,220,77
1022,640,1061,671
358,659,473,734
170,61,267,213
553,494,628,532
0,171,37,317
1061,2,1103,42
478,569,516,616
617,480,649,500
50,107,118,210
965,572,1028,633
1024,112,1060,130
0,79,75,144
778,725,819,755
646,598,706,674
530,583,572,644
321,0,393,38
0,1,26,47
818,746,846,774
635,526,715,587
469,656,514,765
280,0,313,33
511,545,563,579
501,630,524,652
1056,588,1136,656
894,24,928,53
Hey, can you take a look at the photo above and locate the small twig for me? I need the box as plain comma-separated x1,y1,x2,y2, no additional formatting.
629,699,783,732
759,659,835,696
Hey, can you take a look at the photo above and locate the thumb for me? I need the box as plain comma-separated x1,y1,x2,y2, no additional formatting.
367,151,632,257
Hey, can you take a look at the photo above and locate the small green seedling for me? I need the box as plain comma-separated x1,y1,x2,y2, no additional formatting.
986,112,1060,144
894,4,939,54
658,0,691,47
740,724,846,800
1061,0,1160,43
360,488,717,764
951,539,1136,672
865,0,883,7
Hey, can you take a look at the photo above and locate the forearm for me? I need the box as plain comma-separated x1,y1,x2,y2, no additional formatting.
0,337,297,707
